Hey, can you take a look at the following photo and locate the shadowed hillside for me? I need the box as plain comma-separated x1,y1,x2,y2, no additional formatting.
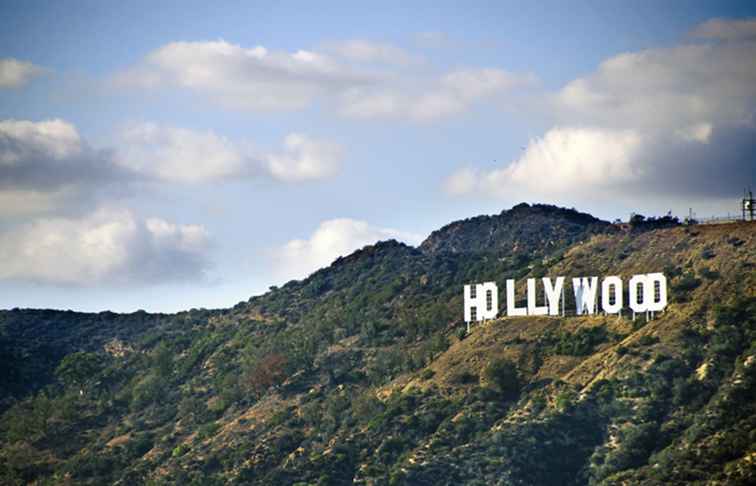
0,205,754,485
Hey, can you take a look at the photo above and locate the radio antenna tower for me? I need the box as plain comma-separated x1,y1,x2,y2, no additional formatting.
743,189,755,221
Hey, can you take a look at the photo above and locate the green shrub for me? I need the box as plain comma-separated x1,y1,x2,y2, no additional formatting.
420,368,435,380
638,335,659,346
450,371,477,385
482,358,520,399
555,389,577,412
672,273,701,300
197,422,221,441
456,327,468,340
127,434,154,458
698,267,720,280
172,444,190,458
544,325,610,356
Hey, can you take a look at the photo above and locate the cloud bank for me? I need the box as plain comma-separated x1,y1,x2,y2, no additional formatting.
114,39,532,121
0,208,209,286
0,118,344,216
115,122,343,184
0,119,131,216
0,119,343,286
444,19,756,203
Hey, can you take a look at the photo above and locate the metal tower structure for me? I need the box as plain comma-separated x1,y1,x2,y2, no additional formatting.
743,189,755,222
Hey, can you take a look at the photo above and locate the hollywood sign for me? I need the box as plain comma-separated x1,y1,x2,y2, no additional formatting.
464,273,667,323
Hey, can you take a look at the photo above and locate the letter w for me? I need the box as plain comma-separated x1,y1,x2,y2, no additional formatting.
572,277,598,315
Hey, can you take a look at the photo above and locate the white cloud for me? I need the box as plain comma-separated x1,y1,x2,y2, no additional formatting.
0,119,82,163
114,40,370,111
115,123,247,183
555,42,756,130
265,134,343,182
0,58,45,89
325,40,417,65
446,25,756,201
442,68,531,101
114,122,343,184
115,39,534,121
274,218,422,281
340,68,535,121
691,17,756,41
0,119,343,217
0,208,210,286
442,167,479,196
0,119,129,216
444,127,643,197
0,187,78,217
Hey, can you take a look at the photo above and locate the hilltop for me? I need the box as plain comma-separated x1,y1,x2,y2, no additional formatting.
0,204,754,485
419,203,613,257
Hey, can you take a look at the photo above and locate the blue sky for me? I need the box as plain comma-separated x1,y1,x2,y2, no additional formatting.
1,1,755,312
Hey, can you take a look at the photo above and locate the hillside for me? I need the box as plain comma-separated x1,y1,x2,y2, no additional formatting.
0,205,754,485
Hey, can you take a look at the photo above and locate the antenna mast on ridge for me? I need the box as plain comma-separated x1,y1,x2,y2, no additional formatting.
743,189,755,222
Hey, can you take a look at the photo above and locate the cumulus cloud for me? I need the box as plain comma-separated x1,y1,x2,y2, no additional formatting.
0,119,131,216
444,127,643,197
490,127,643,192
274,218,422,282
0,119,82,163
339,68,536,121
114,40,371,111
114,122,343,184
442,167,479,196
555,42,756,130
691,17,756,41
114,39,533,121
0,58,46,88
115,123,250,183
265,134,343,182
0,208,210,286
445,23,756,202
0,187,80,217
0,119,344,217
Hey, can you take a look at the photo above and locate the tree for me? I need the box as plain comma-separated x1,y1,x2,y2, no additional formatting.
4,392,54,441
55,352,101,394
482,358,520,399
178,394,210,426
245,353,288,395
152,341,174,378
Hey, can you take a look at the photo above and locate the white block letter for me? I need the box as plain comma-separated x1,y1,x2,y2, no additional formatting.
572,277,599,315
628,274,648,313
527,278,548,316
506,279,527,317
601,276,623,314
464,282,499,322
645,272,667,312
543,277,565,316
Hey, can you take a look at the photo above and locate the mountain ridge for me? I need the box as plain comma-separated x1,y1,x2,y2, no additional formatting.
0,205,754,485
419,203,614,257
